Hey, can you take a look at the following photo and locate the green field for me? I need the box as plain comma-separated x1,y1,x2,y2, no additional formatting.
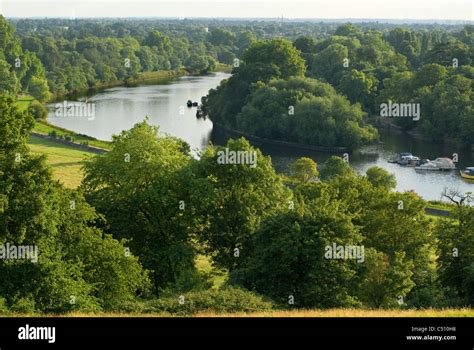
33,121,112,150
27,135,95,188
16,95,34,111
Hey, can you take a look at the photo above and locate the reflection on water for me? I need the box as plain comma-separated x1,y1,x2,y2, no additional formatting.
47,72,230,152
48,72,473,201
213,128,474,201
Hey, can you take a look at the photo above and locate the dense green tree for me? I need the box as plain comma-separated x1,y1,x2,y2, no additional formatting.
0,95,150,312
235,31,256,55
235,77,377,148
201,38,306,128
242,38,306,80
334,24,362,37
423,39,471,67
356,249,415,308
209,28,236,47
191,138,292,271
290,157,319,184
0,59,19,94
27,76,50,102
311,43,348,85
337,69,376,109
231,198,362,308
185,54,215,73
27,100,48,120
83,121,202,293
319,156,354,181
293,36,316,53
437,206,474,305
365,166,396,190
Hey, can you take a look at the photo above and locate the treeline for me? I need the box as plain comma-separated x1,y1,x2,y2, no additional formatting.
1,16,259,98
1,95,473,313
203,23,474,148
299,24,474,146
201,37,378,148
2,16,473,146
0,16,50,101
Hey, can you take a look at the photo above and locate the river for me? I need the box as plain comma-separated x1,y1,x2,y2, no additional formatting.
47,72,474,201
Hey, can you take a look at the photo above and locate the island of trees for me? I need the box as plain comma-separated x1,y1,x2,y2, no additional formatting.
203,23,474,149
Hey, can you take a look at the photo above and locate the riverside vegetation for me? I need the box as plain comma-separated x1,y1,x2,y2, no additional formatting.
1,95,474,315
0,16,473,315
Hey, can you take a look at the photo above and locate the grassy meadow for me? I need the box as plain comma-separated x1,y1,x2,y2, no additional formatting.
3,308,473,318
27,135,94,188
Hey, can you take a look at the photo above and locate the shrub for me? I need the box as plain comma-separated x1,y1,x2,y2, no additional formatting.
10,296,36,313
27,100,48,120
0,296,9,314
147,287,274,315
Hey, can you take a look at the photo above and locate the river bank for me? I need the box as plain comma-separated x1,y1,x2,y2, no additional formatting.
46,65,232,103
374,117,474,153
42,71,473,201
27,67,232,152
213,122,349,153
47,70,187,103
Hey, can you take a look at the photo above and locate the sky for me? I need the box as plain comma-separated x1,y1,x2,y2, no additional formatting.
0,0,473,21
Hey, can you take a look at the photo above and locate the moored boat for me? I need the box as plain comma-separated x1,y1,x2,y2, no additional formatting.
389,153,427,167
460,167,474,180
397,154,420,166
415,157,456,171
389,152,413,163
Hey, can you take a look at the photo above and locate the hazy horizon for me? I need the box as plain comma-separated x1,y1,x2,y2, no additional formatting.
1,0,473,21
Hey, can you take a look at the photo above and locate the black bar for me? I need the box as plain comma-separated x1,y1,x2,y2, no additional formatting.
0,317,472,348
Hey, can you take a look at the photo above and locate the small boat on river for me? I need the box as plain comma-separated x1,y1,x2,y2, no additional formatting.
460,167,474,180
415,157,456,171
395,153,421,166
187,100,199,107
388,152,412,163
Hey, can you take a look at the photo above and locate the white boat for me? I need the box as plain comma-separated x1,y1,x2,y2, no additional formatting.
415,157,456,171
397,155,420,166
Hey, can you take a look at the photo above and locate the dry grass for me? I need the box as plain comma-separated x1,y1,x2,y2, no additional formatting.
4,308,474,318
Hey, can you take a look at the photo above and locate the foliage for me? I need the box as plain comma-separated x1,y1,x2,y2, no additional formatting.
83,121,202,293
234,76,377,148
0,95,150,313
290,157,318,184
319,156,354,181
27,100,48,120
437,206,474,305
191,138,292,271
365,166,397,190
231,189,362,308
148,287,273,315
